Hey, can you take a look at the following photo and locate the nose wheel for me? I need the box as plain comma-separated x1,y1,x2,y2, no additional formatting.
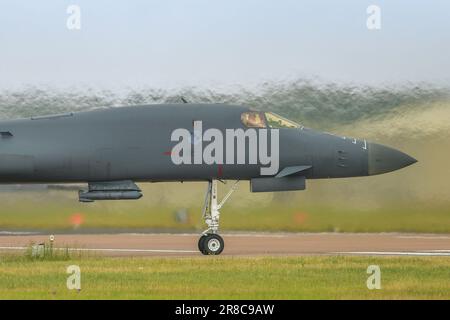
198,233,224,255
199,179,239,255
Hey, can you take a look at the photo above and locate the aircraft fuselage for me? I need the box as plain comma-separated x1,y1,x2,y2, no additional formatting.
0,104,416,184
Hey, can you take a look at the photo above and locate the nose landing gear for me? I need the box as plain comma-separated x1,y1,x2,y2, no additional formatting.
198,233,224,255
198,179,239,255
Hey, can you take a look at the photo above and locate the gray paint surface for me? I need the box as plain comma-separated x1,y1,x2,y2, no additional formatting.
0,104,417,189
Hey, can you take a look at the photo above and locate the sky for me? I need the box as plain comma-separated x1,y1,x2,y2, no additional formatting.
0,0,449,89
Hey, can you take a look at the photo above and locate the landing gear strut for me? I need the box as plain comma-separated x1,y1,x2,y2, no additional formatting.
198,179,239,255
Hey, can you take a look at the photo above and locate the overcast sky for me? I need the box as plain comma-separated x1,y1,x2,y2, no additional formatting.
0,0,449,89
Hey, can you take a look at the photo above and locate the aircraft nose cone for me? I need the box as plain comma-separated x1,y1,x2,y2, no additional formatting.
368,143,417,175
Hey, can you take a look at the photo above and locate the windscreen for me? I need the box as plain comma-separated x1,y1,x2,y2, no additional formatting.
264,112,300,128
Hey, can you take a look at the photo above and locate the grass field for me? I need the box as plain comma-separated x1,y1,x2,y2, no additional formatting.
1,197,449,233
0,254,449,299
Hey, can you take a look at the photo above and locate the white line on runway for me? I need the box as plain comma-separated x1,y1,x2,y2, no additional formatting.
336,251,450,256
0,231,40,235
0,246,198,254
396,235,450,240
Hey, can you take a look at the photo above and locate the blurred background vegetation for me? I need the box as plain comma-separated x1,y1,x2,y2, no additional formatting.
0,80,449,233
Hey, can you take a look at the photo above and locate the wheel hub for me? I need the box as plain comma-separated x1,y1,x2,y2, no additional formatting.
207,238,221,252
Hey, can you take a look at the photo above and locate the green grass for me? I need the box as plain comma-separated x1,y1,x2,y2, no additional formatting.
1,199,449,233
0,255,449,299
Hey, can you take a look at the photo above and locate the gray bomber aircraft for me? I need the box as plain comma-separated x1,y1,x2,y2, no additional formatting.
0,103,417,255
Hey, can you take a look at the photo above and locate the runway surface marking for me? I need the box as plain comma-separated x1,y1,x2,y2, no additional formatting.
2,246,449,256
396,235,450,240
335,251,450,257
0,246,198,254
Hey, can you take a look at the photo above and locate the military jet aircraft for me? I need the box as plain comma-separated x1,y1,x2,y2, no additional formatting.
0,104,417,255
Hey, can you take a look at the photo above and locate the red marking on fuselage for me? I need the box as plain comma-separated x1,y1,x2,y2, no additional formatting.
218,164,223,177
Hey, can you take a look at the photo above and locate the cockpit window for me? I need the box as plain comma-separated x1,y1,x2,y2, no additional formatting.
264,112,300,128
241,111,267,128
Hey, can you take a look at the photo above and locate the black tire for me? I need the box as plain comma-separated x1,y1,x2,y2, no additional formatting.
198,234,208,254
202,234,224,255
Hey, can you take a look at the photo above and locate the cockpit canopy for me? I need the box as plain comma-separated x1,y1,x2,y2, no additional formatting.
241,111,300,129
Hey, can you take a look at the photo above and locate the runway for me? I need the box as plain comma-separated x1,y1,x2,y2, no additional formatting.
1,232,450,257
